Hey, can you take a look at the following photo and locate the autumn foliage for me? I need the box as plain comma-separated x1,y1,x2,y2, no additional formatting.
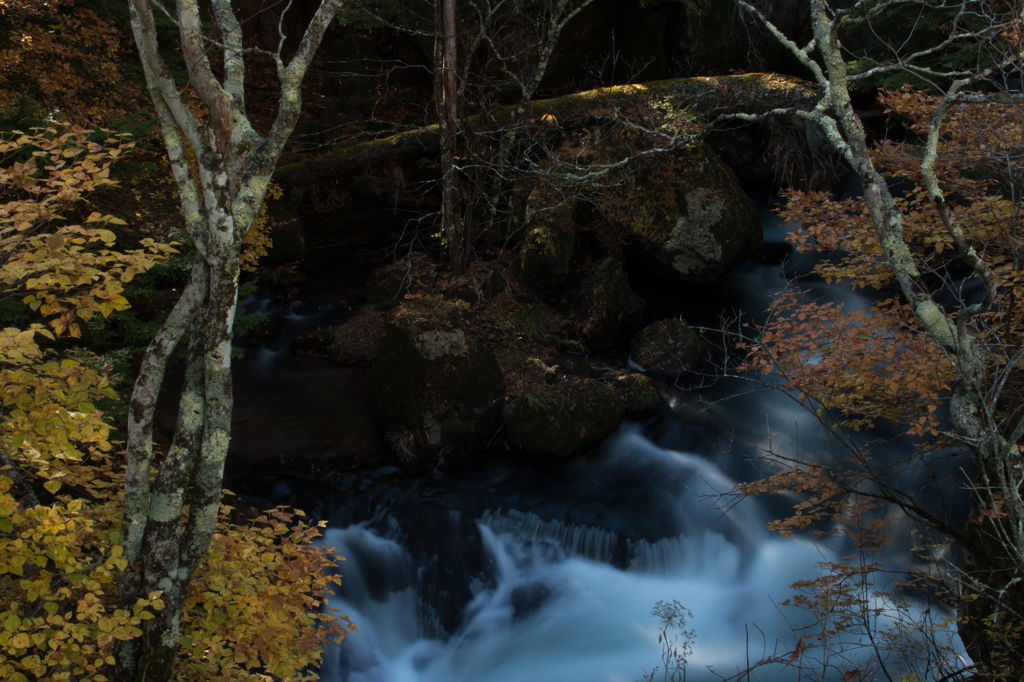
0,0,142,126
1,127,173,488
177,508,352,681
743,87,1023,442
731,85,1024,679
0,127,352,681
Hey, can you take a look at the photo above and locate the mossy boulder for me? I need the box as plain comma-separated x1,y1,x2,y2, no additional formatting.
291,309,385,364
366,253,436,309
561,257,644,350
507,379,625,460
517,191,579,293
630,318,707,374
610,373,660,417
597,142,761,283
369,299,505,469
436,265,510,305
245,315,283,345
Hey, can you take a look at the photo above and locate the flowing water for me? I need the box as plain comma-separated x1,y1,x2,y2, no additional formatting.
316,418,966,682
318,429,836,682
238,186,969,681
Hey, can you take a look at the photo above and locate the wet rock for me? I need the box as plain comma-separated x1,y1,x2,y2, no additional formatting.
245,314,283,345
517,191,579,293
630,318,707,374
610,373,660,417
561,258,643,350
369,299,505,470
511,582,553,620
370,504,487,636
597,142,761,283
508,379,625,460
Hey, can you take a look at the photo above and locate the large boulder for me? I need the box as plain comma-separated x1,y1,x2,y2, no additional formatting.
369,299,505,469
630,318,707,374
561,257,644,350
366,253,436,309
609,373,661,417
517,190,580,293
597,142,762,283
507,379,625,461
291,309,385,364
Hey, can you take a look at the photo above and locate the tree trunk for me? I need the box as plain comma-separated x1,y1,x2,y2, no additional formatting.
117,0,341,676
115,233,243,682
435,0,466,271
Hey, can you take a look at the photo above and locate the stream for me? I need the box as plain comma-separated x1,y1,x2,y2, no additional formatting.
228,184,971,681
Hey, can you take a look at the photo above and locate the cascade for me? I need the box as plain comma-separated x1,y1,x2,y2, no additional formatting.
318,430,960,682
229,182,967,681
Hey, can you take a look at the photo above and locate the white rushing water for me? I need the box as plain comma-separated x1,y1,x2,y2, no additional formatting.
307,184,965,682
319,430,962,682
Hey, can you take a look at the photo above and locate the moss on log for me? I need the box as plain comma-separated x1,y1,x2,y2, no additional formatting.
273,73,820,190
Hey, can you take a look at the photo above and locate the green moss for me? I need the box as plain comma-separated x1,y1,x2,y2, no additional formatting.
630,318,707,373
613,373,660,416
508,379,625,460
517,196,579,292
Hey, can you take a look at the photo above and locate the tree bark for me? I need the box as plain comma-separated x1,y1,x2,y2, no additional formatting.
435,0,465,270
117,0,341,678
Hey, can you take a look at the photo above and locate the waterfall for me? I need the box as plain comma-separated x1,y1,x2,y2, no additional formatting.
224,186,967,681
318,429,963,682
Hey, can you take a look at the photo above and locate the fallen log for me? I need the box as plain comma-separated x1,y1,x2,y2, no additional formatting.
273,73,821,190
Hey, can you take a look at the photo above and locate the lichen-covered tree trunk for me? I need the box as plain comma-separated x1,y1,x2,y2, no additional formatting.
116,0,342,679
